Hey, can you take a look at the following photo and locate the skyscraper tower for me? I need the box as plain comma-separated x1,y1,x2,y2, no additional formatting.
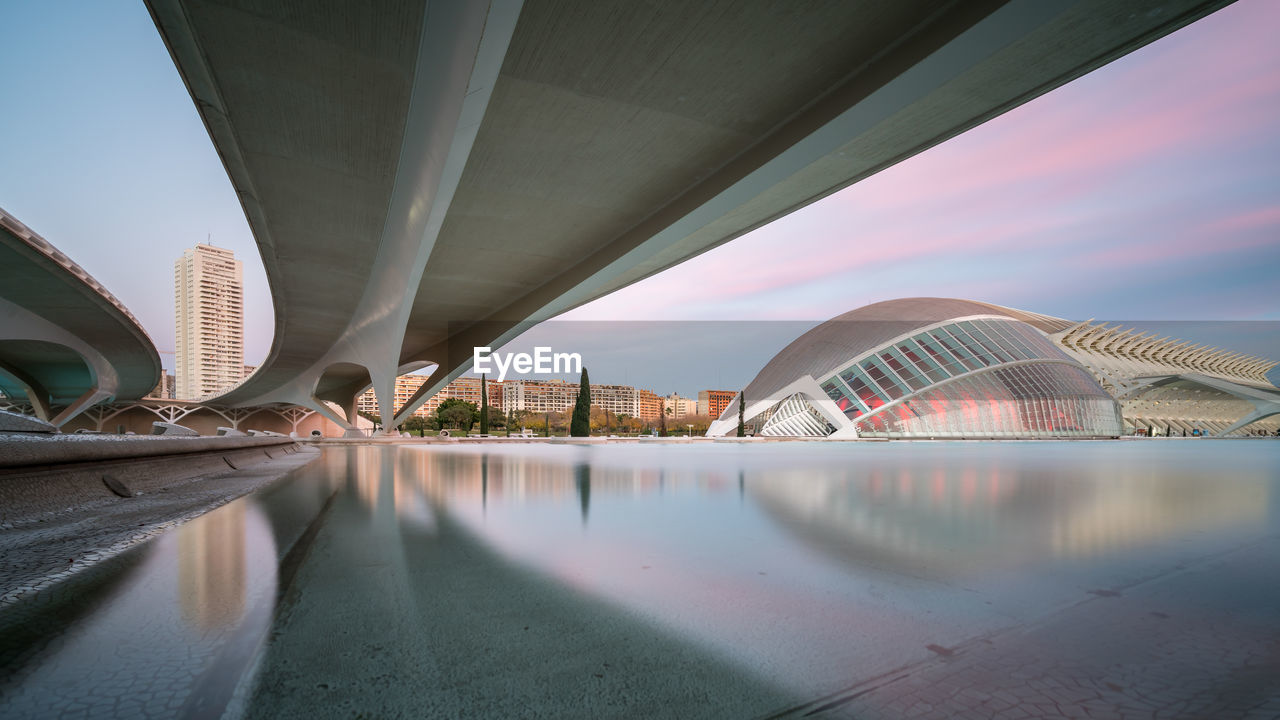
174,244,243,400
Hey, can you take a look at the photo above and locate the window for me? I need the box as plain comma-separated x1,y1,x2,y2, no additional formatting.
859,358,905,400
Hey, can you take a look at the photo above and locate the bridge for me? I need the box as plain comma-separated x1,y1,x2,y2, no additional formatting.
0,208,161,429
140,0,1235,434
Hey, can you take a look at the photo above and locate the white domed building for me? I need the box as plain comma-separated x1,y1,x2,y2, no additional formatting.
707,298,1124,439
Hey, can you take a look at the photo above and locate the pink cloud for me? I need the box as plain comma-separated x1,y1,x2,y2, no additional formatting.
1079,204,1280,267
566,0,1280,321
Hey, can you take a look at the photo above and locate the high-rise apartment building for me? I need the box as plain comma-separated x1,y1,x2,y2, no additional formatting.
698,390,736,419
174,244,244,400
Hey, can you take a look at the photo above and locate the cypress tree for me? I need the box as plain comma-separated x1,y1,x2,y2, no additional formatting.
570,367,592,437
479,374,490,435
659,407,668,437
736,390,746,437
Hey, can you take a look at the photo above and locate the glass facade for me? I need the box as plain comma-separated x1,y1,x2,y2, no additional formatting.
853,364,1121,438
814,317,1122,439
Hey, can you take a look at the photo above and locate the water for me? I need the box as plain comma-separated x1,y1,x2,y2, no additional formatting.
2,440,1278,718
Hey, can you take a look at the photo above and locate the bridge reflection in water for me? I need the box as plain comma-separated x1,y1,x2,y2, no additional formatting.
1,441,1276,718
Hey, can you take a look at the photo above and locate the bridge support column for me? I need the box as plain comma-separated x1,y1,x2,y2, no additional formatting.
50,388,112,429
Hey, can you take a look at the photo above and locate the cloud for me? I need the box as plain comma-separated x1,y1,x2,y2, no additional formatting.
567,0,1280,322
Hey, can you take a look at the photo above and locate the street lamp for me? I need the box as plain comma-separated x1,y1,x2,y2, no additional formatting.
686,423,693,437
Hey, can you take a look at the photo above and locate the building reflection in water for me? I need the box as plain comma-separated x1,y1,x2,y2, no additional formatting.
177,502,246,632
387,447,679,511
751,453,1270,575
336,444,1270,579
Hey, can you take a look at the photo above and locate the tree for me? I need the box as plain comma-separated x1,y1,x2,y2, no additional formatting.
736,390,746,437
659,406,668,437
507,409,525,437
403,415,429,437
570,367,591,437
437,398,478,431
589,405,615,434
479,374,490,435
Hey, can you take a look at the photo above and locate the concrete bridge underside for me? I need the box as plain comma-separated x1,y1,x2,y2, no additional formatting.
0,209,161,428
146,0,1235,432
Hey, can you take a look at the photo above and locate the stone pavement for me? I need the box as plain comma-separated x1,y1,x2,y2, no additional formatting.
772,537,1280,720
0,447,320,607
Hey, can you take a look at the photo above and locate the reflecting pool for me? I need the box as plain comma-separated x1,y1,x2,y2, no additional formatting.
2,440,1278,718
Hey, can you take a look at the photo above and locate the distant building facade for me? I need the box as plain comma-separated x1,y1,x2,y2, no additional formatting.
357,374,430,418
502,378,582,415
147,372,176,400
502,378,662,421
663,393,699,419
698,390,736,418
174,244,243,400
636,389,663,421
357,375,504,419
427,376,504,415
590,384,648,419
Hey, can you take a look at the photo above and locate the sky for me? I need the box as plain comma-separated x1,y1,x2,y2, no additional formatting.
1,1,1277,396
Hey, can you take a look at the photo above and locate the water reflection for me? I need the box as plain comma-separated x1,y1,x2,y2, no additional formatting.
334,442,1277,697
4,442,1275,716
575,463,591,525
752,454,1270,576
0,475,285,719
374,443,1273,577
178,502,246,632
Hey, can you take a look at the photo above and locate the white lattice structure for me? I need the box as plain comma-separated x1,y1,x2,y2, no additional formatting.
1053,322,1277,392
1051,322,1280,437
0,397,320,436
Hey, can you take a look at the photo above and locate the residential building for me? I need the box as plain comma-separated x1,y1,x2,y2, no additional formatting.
147,372,176,400
357,374,504,419
424,376,504,415
636,389,663,421
357,374,430,418
663,393,699,419
503,378,662,421
591,384,646,419
698,389,736,418
174,244,243,399
502,378,579,415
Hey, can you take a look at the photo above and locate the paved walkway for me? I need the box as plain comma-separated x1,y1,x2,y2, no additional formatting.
774,537,1280,719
